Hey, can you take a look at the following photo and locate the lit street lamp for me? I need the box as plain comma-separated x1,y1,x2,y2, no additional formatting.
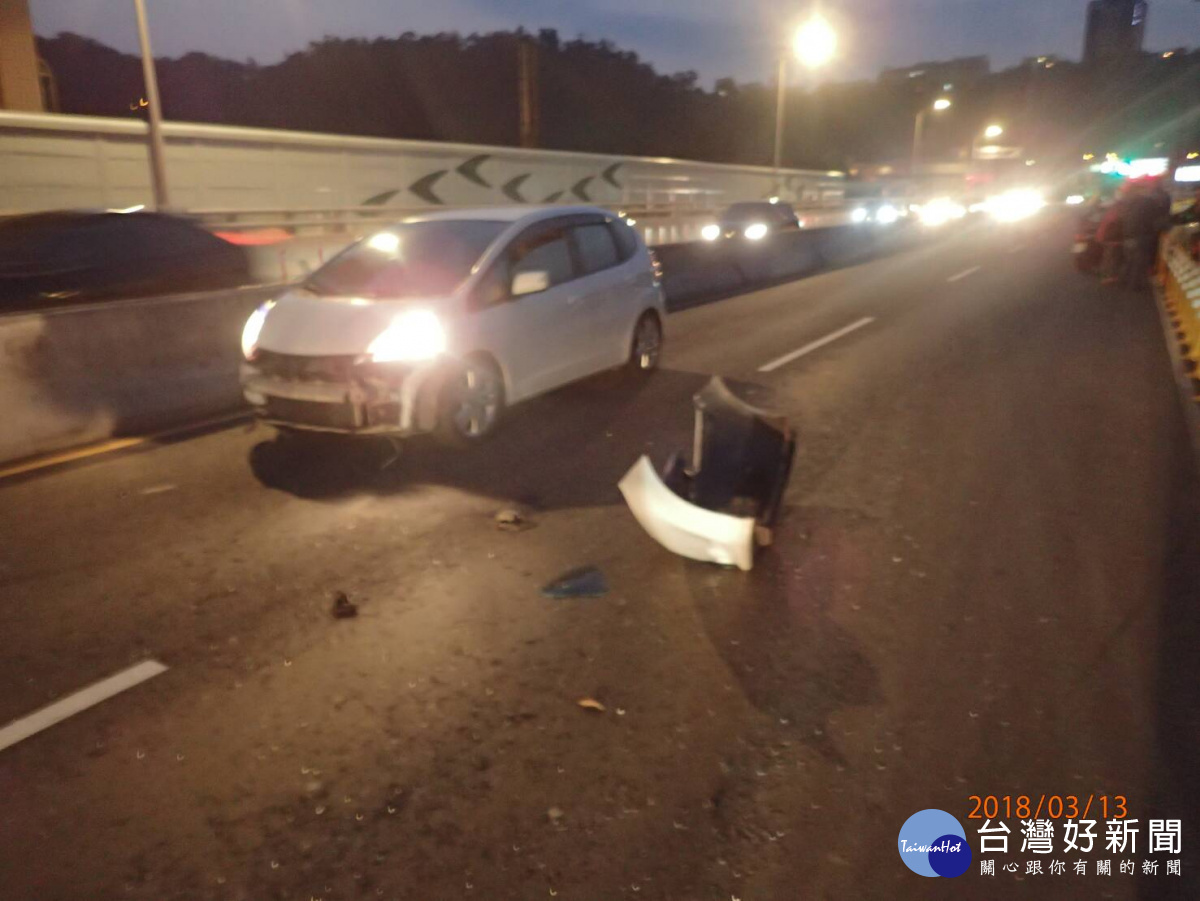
911,96,951,177
773,14,837,174
973,123,1005,159
133,0,170,209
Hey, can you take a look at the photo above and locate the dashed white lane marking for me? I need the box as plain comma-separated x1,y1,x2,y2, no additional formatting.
758,317,876,373
947,266,983,283
0,660,168,753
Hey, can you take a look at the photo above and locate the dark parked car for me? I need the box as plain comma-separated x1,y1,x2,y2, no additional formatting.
702,201,803,242
0,211,250,311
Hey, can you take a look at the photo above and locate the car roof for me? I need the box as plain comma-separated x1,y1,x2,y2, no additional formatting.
395,205,614,226
0,210,187,233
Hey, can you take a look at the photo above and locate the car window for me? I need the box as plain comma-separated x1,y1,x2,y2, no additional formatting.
510,228,574,289
135,216,226,254
472,256,510,309
571,223,619,274
608,219,639,261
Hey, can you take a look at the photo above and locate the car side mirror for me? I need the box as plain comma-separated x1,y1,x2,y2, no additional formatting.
512,270,550,296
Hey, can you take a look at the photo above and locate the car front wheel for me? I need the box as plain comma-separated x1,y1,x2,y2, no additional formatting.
435,356,505,447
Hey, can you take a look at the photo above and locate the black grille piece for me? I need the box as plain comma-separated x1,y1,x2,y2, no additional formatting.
255,351,358,383
264,397,359,430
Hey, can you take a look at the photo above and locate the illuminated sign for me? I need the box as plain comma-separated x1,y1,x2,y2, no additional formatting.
1093,157,1169,179
1175,165,1200,184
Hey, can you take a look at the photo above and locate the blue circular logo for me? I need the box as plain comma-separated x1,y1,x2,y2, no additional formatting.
898,809,971,877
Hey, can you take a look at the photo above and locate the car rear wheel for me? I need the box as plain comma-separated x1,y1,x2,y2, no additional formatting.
629,312,663,373
435,356,505,447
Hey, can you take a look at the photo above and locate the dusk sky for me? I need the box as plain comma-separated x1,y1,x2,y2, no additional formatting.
30,0,1200,86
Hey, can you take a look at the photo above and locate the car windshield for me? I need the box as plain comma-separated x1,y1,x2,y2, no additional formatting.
720,203,774,225
305,219,507,299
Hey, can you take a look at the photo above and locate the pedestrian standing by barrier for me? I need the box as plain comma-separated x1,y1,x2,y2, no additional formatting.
1098,189,1127,285
1119,181,1164,291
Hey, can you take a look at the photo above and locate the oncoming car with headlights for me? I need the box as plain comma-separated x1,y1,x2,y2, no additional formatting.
240,206,665,446
700,201,802,243
849,199,903,226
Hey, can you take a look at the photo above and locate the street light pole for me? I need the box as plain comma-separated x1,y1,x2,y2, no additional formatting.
133,0,170,210
773,14,837,187
911,108,927,177
773,55,788,172
911,97,951,178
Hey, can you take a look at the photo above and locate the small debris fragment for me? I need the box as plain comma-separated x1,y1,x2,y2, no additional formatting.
547,806,565,824
577,698,606,713
541,566,609,599
331,591,358,619
495,508,535,532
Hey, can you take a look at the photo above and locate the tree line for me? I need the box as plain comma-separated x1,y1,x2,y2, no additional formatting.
36,29,1200,170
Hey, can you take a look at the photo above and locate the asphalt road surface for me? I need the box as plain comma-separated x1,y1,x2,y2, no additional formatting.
2,216,1198,900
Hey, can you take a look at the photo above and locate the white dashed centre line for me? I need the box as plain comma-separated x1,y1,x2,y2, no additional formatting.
947,266,982,283
758,317,876,373
0,660,168,753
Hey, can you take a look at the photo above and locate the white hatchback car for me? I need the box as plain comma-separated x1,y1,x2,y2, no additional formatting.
240,206,665,445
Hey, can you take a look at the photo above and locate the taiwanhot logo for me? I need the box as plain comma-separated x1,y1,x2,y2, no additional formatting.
897,809,972,877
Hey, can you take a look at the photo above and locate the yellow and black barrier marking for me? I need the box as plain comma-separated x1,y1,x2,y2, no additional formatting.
1158,227,1200,401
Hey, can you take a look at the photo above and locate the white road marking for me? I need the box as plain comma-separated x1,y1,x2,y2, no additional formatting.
758,317,876,373
0,660,168,753
947,266,982,283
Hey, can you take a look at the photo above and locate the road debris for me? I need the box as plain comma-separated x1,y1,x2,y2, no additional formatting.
541,566,609,598
495,508,535,532
620,377,795,571
547,806,565,824
577,698,606,713
331,591,358,619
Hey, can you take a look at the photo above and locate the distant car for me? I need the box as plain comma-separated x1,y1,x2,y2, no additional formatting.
849,199,904,225
0,211,250,310
240,205,665,447
701,201,802,242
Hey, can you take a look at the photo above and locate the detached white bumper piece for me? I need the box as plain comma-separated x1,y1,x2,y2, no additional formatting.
618,455,757,571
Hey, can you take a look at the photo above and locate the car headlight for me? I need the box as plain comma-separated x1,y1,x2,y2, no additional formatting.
851,207,869,224
701,223,721,242
367,231,400,254
987,189,1047,223
876,204,899,225
367,309,447,363
744,222,769,241
241,300,274,360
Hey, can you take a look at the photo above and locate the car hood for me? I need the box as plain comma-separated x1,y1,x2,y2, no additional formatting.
257,288,447,357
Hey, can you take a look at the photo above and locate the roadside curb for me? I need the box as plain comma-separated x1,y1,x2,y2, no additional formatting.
0,410,253,484
1152,277,1200,467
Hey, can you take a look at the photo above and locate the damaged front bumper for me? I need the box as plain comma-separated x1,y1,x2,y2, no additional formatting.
240,351,442,436
619,455,758,571
619,377,796,571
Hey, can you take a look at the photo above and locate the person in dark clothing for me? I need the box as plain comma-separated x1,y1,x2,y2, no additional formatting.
1119,181,1165,290
1097,192,1127,285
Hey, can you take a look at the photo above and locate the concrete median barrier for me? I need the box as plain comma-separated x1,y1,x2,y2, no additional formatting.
658,222,921,309
0,286,276,465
